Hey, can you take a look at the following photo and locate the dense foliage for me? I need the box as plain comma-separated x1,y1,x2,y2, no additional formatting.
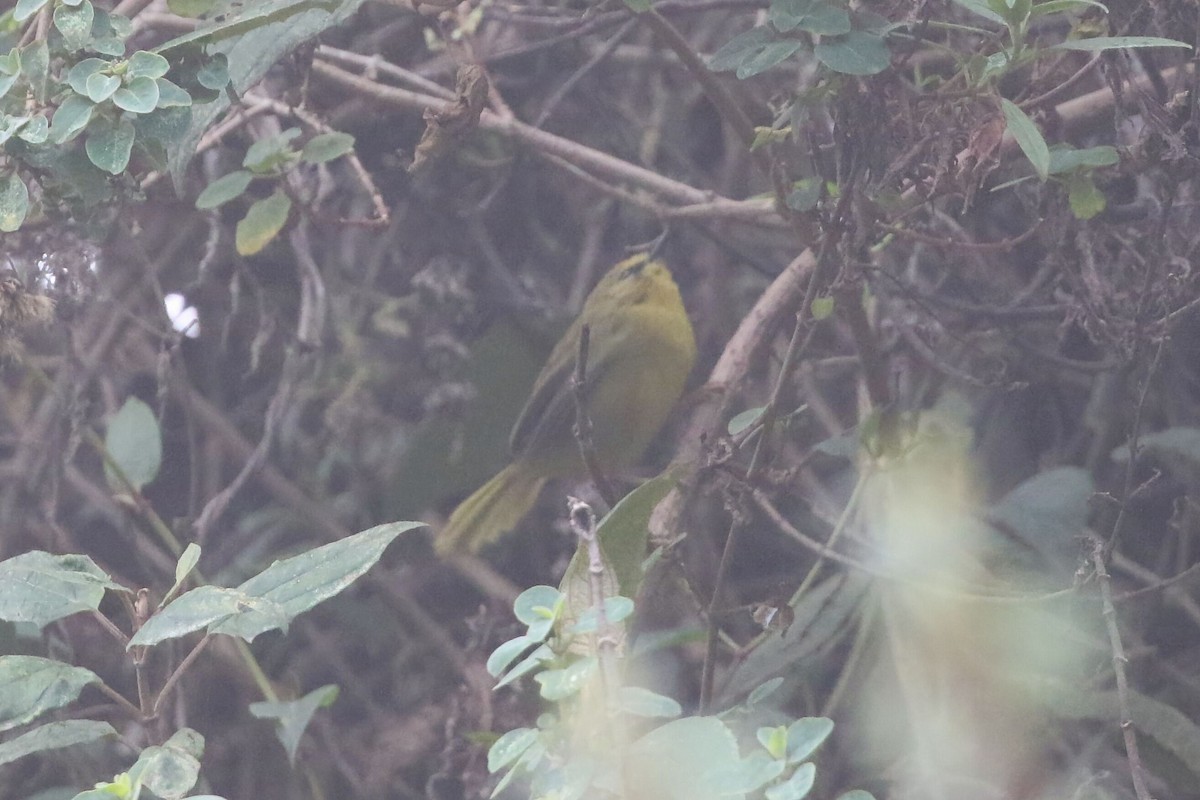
2,0,1200,798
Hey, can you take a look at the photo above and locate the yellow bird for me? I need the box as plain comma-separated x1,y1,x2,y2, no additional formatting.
436,254,697,554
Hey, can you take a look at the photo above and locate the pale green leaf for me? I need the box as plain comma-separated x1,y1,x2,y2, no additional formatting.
0,552,123,629
105,397,162,490
53,1,95,51
211,521,422,641
1001,98,1049,180
0,656,100,732
1052,36,1192,52
0,720,116,766
235,190,292,255
112,76,160,113
249,685,338,764
196,170,253,209
0,173,30,233
813,30,891,75
300,132,355,164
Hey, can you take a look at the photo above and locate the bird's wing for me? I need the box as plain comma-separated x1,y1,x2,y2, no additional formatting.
509,311,629,459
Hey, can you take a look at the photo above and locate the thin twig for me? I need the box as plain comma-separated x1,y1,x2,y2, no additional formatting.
568,498,621,699
699,300,815,711
536,18,639,128
1090,535,1156,800
572,324,619,507
311,61,782,226
153,634,213,718
639,11,757,148
1108,339,1166,553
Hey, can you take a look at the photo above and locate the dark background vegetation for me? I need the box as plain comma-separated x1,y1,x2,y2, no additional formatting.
2,0,1200,798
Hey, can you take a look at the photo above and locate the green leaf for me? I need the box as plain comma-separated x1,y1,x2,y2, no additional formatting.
709,27,774,72
85,72,121,103
1048,685,1200,780
486,634,538,677
157,0,351,53
48,95,94,144
616,686,682,718
627,717,744,800
127,728,204,800
766,762,816,800
300,132,355,164
558,467,684,603
1030,0,1107,16
729,407,766,436
0,73,18,102
113,76,160,113
105,397,162,490
785,717,834,762
243,126,301,171
566,595,635,635
487,727,538,773
1051,35,1192,52
161,0,373,189
18,114,49,144
1047,144,1118,174
0,720,117,767
154,78,193,108
1001,98,1049,180
746,677,785,706
811,295,835,320
1066,172,1105,219
1112,427,1200,472
133,106,194,169
129,585,286,646
986,467,1092,562
770,0,851,35
513,584,562,640
249,684,339,764
196,170,254,209
0,551,123,628
813,30,891,75
86,115,137,174
13,0,51,23
721,573,871,702
951,0,1006,21
196,53,231,90
715,751,787,794
211,521,421,641
68,58,111,95
3,117,32,146
20,41,50,102
127,51,171,79
737,40,806,78
235,189,292,255
494,643,553,689
168,0,222,15
757,725,789,759
53,0,95,51
0,656,101,732
786,177,821,211
90,8,132,56
535,656,597,700
172,543,201,591
0,173,30,233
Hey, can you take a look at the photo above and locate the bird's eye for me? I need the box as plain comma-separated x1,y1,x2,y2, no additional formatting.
621,259,647,278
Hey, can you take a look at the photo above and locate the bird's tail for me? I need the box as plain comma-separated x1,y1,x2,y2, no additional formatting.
436,463,548,554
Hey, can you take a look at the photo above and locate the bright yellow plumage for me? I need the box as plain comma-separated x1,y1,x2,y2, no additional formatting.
436,254,696,554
